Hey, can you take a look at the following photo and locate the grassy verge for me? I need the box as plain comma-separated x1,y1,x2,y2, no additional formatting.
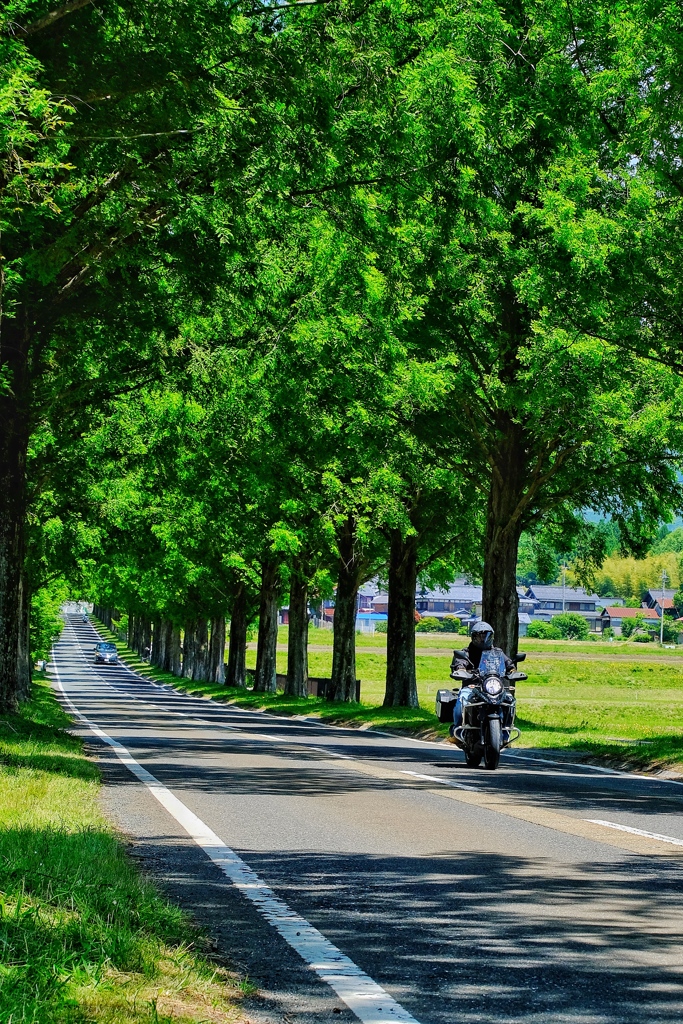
0,672,252,1024
93,621,683,774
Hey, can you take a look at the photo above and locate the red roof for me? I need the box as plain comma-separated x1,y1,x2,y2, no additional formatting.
657,597,676,609
604,607,659,619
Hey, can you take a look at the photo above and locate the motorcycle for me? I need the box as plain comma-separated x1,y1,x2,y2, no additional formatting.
435,649,527,770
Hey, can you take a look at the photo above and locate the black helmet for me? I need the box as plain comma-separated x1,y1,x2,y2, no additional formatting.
470,620,494,650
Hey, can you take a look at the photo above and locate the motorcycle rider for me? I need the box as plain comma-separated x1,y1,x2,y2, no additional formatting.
449,620,514,733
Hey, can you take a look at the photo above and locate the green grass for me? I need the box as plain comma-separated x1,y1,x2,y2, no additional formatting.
0,673,253,1023
94,621,683,773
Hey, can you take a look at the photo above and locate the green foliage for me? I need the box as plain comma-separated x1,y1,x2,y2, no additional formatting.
551,613,590,641
602,627,615,640
374,620,388,634
651,527,683,554
662,621,682,644
440,616,461,633
415,617,442,633
6,0,683,713
526,621,563,640
30,579,68,662
633,633,652,643
621,614,644,639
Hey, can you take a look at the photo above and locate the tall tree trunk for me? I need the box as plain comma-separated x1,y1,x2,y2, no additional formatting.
226,586,248,688
209,616,226,683
152,619,172,670
170,626,182,676
0,326,29,711
191,619,209,680
481,422,526,658
182,621,195,678
254,559,279,693
151,619,162,667
17,569,31,702
285,570,308,697
384,530,419,708
331,520,363,702
159,620,173,672
141,616,152,660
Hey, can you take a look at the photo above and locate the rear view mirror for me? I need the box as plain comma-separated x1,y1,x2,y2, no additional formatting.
514,652,526,663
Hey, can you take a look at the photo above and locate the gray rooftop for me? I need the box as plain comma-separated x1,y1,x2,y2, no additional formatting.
646,587,678,600
415,583,482,602
526,585,603,602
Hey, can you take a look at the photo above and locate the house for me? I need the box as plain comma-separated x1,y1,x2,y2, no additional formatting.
411,581,483,620
644,588,679,617
601,606,660,636
525,584,606,632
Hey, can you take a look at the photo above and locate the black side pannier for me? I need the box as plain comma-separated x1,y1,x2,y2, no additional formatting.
435,688,458,724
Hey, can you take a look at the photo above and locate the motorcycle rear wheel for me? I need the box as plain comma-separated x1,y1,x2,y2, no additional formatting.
465,749,482,768
484,719,502,770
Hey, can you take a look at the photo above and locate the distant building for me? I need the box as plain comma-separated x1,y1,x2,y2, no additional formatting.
644,588,679,617
601,606,660,636
525,584,606,632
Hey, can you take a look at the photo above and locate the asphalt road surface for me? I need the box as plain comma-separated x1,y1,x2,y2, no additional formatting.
52,616,683,1024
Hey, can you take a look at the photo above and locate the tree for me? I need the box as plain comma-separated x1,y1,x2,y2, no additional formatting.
280,0,683,657
0,0,287,707
552,613,590,641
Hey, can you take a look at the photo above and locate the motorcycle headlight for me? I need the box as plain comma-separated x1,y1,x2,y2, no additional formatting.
484,677,503,695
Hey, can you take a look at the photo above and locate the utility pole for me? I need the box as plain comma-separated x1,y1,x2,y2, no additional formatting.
562,564,567,613
660,570,669,645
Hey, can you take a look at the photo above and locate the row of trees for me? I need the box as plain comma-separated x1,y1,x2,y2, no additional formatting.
4,1,683,710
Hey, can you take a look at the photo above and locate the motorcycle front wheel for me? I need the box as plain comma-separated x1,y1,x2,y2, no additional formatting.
484,718,502,770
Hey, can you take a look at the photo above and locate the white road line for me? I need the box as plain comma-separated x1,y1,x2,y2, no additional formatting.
400,770,477,792
586,819,683,848
51,650,421,1024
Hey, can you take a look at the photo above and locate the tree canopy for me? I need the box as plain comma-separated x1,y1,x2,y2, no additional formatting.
3,0,683,708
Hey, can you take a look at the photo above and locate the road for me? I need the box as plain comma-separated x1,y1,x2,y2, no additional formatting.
52,617,683,1024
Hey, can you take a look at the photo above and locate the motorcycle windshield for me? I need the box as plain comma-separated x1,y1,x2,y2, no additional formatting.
478,649,506,677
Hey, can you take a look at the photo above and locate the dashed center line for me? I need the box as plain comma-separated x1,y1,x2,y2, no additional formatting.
400,770,477,792
586,819,683,847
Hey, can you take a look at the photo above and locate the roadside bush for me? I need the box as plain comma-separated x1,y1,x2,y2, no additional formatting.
602,627,615,639
526,620,562,640
552,612,590,640
440,616,461,633
374,620,388,633
415,617,442,632
634,632,652,643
